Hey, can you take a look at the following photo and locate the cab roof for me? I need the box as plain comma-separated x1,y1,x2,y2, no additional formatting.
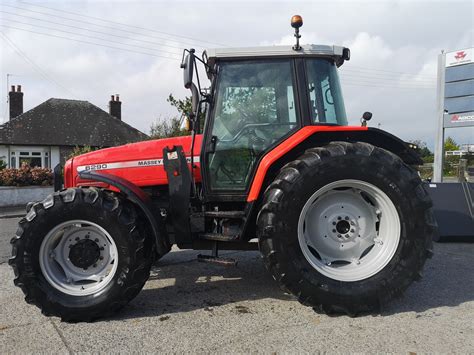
205,44,348,67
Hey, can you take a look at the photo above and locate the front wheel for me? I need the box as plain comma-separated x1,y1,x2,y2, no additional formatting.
258,142,436,315
10,187,155,322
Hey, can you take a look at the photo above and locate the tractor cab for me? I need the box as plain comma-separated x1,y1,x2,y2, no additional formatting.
182,27,351,198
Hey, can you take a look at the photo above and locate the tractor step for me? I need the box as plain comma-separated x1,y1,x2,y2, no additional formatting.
203,211,246,219
197,254,237,266
199,233,240,242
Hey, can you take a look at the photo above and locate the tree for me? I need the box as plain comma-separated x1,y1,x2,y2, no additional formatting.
166,94,193,117
408,140,432,158
444,136,460,152
149,93,206,139
443,137,462,177
68,146,96,160
149,116,187,139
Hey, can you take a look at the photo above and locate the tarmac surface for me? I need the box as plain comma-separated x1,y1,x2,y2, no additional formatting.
0,216,473,353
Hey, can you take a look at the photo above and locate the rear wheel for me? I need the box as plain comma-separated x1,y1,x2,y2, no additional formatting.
258,142,436,315
10,187,155,322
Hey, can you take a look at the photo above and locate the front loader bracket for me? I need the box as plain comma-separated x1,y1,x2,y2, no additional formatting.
163,145,193,244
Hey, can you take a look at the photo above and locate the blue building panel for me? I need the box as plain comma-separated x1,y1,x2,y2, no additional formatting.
445,80,474,98
445,95,474,113
445,63,474,82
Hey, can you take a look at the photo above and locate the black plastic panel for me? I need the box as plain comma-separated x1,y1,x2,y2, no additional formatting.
426,182,474,242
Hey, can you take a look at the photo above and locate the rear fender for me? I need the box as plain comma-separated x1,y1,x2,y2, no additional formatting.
78,170,170,256
247,126,422,202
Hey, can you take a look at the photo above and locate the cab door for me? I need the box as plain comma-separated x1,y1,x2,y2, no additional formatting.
201,58,301,200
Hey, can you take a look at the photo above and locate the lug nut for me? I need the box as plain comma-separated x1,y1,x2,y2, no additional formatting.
350,229,355,233
345,216,349,220
337,234,342,238
332,229,336,233
350,221,355,225
95,238,99,243
337,216,342,220
85,235,90,239
100,247,104,251
75,237,80,241
332,222,336,225
99,256,104,260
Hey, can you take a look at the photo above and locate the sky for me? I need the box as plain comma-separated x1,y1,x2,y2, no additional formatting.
0,0,473,149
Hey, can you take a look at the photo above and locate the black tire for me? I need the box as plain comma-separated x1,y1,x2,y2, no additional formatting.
257,142,436,316
9,187,155,322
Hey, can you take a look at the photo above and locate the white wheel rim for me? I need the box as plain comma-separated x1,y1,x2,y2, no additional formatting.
297,179,401,282
39,220,118,296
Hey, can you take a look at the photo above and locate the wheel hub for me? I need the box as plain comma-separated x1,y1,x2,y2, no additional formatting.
329,214,359,242
69,239,100,269
298,180,401,282
336,219,351,234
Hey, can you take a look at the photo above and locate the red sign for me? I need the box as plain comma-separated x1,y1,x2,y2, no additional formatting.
454,51,467,61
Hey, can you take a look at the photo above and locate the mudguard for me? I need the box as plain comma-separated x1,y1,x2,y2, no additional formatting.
78,170,170,256
247,126,422,202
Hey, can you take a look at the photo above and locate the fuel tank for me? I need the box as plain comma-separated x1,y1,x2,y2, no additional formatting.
65,135,203,188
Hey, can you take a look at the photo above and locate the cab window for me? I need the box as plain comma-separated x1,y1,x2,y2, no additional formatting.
306,59,347,125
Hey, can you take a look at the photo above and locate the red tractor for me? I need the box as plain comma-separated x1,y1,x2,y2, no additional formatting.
10,16,436,321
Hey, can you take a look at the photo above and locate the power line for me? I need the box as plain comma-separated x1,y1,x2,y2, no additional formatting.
345,65,437,79
4,4,216,49
0,10,193,53
19,1,226,47
0,32,78,97
2,18,183,57
5,5,437,82
340,80,435,89
340,73,436,85
1,25,182,61
342,69,436,82
341,76,435,87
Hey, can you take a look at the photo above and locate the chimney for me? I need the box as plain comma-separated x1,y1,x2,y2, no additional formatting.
9,85,24,120
109,94,121,120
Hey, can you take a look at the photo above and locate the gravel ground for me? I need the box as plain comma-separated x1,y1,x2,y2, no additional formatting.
0,217,473,353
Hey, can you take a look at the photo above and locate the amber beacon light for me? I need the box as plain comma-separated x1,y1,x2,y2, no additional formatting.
291,15,303,50
291,15,303,28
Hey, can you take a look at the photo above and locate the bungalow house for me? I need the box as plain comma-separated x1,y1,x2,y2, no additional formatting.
0,85,148,169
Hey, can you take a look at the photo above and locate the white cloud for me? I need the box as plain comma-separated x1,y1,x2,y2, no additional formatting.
0,0,472,147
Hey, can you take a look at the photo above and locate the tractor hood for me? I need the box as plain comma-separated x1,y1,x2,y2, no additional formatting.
64,134,203,188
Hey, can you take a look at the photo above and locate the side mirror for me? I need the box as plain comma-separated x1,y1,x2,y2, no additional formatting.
181,52,194,89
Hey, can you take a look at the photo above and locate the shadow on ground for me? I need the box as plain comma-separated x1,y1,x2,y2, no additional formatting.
110,243,474,321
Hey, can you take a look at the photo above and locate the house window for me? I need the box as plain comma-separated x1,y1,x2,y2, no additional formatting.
10,149,50,169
